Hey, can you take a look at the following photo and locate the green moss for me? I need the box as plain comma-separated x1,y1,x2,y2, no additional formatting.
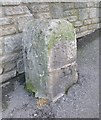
47,22,75,53
25,81,37,94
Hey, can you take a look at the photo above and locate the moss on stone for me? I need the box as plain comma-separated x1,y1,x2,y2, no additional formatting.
47,21,75,53
25,81,37,94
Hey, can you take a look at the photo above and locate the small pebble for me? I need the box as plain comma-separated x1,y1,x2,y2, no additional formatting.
34,113,37,117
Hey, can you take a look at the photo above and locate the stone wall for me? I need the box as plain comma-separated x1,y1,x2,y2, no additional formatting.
0,2,100,83
49,2,100,38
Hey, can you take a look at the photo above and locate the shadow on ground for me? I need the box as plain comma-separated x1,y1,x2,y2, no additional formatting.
2,29,100,118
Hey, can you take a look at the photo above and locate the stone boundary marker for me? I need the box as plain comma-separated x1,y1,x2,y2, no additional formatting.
23,19,78,102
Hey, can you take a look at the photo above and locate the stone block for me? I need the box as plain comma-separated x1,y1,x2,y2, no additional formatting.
0,25,17,37
74,2,87,8
4,5,30,16
1,0,20,5
23,19,77,101
49,3,63,18
78,9,89,20
94,3,99,8
36,12,51,19
84,19,92,25
0,17,13,26
2,62,16,73
74,21,83,27
63,9,78,17
89,8,99,18
67,16,78,22
63,10,71,17
17,59,24,74
0,52,23,64
70,9,78,16
91,18,99,24
13,15,33,32
62,3,74,10
77,29,94,38
29,3,49,13
87,3,95,7
0,70,16,83
48,62,77,101
4,34,22,53
88,24,99,30
79,26,88,32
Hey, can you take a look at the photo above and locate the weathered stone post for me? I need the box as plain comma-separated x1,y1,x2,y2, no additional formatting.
23,19,78,102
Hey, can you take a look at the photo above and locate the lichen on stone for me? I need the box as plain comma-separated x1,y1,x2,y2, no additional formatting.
25,80,37,94
47,20,75,53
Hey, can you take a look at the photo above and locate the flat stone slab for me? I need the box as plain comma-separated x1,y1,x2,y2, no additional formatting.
23,19,78,101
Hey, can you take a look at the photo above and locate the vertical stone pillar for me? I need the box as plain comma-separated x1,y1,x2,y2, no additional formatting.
23,19,78,102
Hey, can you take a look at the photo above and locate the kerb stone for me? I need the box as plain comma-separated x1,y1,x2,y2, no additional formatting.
23,19,78,102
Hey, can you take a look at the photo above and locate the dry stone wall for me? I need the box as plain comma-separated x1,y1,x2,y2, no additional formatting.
0,2,100,83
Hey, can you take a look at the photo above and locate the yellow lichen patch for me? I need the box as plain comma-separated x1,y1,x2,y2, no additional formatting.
36,98,49,108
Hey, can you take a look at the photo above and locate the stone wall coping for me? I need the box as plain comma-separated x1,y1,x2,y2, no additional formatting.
0,0,100,5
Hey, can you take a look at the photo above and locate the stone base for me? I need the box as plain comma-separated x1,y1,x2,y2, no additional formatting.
48,62,78,102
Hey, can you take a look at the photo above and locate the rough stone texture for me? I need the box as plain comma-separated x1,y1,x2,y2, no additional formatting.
17,59,24,74
13,15,34,32
4,5,30,16
49,3,64,18
76,29,95,38
0,25,17,37
23,19,77,101
36,12,51,19
62,3,74,10
88,24,99,30
74,2,87,8
0,17,13,26
0,2,100,83
80,26,88,32
78,9,89,20
63,10,71,17
0,52,22,64
76,28,80,33
87,2,95,7
0,66,3,75
91,18,99,24
84,19,92,25
0,70,16,83
1,0,20,5
89,8,99,18
0,38,3,56
2,62,16,73
29,3,50,13
67,16,78,22
0,48,2,56
4,34,22,54
2,29,99,118
74,21,83,27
